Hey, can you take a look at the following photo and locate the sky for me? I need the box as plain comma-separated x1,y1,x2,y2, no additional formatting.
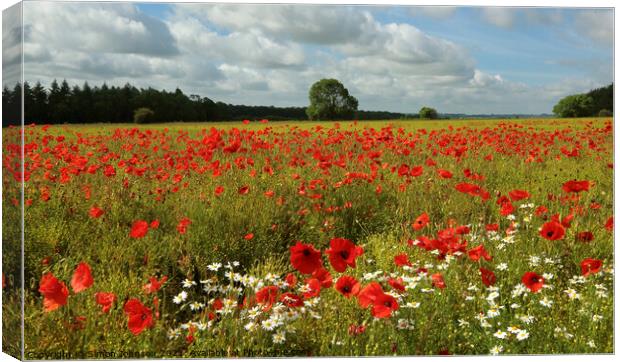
2,1,614,114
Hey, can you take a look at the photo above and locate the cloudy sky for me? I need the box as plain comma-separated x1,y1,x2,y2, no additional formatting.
3,1,614,114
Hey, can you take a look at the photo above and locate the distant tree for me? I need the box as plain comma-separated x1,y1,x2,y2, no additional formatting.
599,109,612,117
7,79,408,125
552,94,594,118
587,84,613,115
133,107,155,123
306,79,358,120
31,82,48,122
419,106,439,119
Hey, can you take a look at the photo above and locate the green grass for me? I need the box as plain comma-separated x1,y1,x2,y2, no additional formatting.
2,117,613,357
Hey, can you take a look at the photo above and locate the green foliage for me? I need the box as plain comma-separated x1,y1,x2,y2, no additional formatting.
4,80,410,127
587,84,613,114
133,107,155,124
306,79,358,120
553,94,594,118
419,106,439,119
552,83,613,118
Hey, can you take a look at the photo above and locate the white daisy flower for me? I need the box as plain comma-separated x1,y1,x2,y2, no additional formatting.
207,263,222,271
261,319,277,331
539,297,553,308
493,330,507,339
272,330,286,344
490,345,503,355
516,329,529,341
173,291,188,304
564,288,580,300
182,279,197,288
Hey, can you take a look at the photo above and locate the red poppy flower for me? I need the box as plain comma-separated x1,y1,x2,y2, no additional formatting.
521,271,544,292
177,217,191,234
437,169,453,179
279,292,304,307
394,253,412,267
508,189,530,201
238,185,250,195
412,212,430,230
71,262,94,293
560,213,574,228
388,277,405,292
410,166,423,177
562,180,591,193
290,241,323,274
285,273,297,288
431,273,446,289
358,282,383,308
500,201,514,216
244,233,254,240
143,276,168,294
312,267,333,288
486,223,499,232
479,268,496,287
335,275,360,298
38,273,69,312
605,216,613,231
255,285,279,310
539,221,565,240
89,206,104,218
149,220,160,229
576,231,594,243
467,245,492,262
581,258,603,277
371,292,399,318
124,298,154,335
535,205,548,217
397,164,409,177
95,292,116,313
348,324,366,336
303,278,322,299
103,165,116,177
212,299,223,311
129,220,149,238
357,282,398,318
325,237,363,272
214,186,224,196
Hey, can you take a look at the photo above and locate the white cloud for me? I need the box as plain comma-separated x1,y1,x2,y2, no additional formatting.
480,8,516,28
176,4,375,45
23,2,178,57
167,16,305,69
2,3,22,87
12,2,612,114
410,6,457,19
574,10,613,45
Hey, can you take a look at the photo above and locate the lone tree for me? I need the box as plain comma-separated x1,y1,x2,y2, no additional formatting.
134,107,155,123
306,79,358,120
419,106,438,119
552,94,594,118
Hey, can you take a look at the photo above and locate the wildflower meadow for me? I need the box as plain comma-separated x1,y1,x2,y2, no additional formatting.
1,118,614,357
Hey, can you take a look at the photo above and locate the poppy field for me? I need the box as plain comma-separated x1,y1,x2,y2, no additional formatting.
1,118,614,358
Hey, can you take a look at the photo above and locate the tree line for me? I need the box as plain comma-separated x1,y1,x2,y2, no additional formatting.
2,80,412,126
552,83,613,118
